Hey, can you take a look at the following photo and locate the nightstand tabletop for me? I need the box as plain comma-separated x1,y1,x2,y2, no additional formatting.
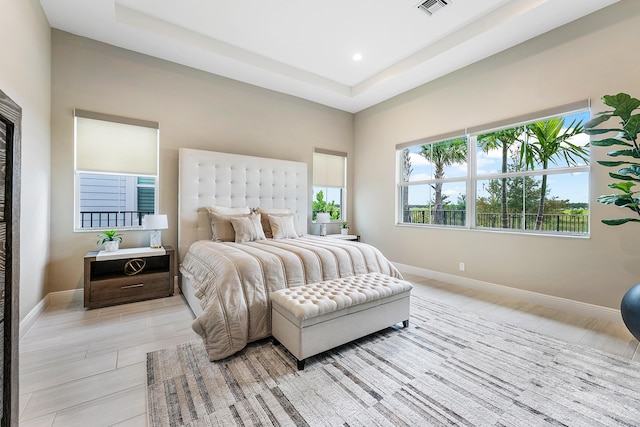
325,234,360,241
92,246,171,261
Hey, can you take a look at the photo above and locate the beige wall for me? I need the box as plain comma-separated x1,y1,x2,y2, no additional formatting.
354,1,640,309
21,1,640,312
0,0,52,321
49,30,353,293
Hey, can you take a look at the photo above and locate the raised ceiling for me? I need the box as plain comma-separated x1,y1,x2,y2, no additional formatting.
39,0,619,113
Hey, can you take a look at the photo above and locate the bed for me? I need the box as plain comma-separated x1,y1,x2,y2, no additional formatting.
178,148,402,361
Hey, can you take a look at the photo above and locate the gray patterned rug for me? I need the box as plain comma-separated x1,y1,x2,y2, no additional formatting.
147,295,640,426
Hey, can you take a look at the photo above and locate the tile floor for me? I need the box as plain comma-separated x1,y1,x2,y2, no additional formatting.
19,291,199,426
18,275,639,426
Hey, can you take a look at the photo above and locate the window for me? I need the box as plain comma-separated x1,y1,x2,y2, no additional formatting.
312,149,346,221
74,110,159,230
399,134,468,226
398,101,590,236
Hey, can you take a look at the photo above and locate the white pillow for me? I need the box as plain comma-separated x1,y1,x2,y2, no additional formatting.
207,206,251,215
206,206,250,241
255,207,291,238
268,214,300,239
229,212,266,243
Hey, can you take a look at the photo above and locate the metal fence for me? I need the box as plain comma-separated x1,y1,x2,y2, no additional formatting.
406,209,466,226
404,209,588,234
80,211,153,229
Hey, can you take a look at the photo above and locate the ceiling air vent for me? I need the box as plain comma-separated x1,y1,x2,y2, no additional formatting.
417,0,451,15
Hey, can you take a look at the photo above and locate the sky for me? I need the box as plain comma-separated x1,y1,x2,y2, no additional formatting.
403,111,591,206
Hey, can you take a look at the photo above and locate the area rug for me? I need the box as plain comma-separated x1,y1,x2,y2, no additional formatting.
147,295,640,426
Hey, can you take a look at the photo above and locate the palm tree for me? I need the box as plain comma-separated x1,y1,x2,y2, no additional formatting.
520,118,588,230
477,127,525,228
419,138,467,224
401,149,413,222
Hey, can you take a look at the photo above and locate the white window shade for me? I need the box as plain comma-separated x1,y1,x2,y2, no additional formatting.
75,112,159,175
313,151,345,188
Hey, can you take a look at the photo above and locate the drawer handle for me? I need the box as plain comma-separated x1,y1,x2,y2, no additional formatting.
121,283,144,289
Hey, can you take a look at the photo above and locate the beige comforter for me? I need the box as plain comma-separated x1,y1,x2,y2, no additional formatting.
180,236,402,361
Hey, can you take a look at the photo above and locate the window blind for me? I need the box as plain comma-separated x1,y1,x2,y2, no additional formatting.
313,150,346,188
75,110,159,175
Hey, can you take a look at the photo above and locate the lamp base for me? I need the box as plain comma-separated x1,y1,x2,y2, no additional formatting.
150,230,163,248
320,224,327,237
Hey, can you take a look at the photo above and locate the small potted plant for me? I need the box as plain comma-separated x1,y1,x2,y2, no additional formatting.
340,221,350,235
97,230,122,252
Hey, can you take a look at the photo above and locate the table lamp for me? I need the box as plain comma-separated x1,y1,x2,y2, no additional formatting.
143,214,168,248
316,213,331,236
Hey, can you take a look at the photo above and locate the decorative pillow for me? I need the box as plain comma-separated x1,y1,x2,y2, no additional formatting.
206,206,251,241
207,212,242,242
268,214,300,239
207,206,250,215
229,212,266,243
255,207,291,238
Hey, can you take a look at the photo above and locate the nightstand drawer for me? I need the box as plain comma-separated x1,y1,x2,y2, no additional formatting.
84,246,175,309
90,272,171,304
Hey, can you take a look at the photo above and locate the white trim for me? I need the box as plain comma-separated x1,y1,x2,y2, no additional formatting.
48,289,84,307
395,263,621,323
19,296,48,340
21,266,620,341
19,277,184,340
19,289,84,340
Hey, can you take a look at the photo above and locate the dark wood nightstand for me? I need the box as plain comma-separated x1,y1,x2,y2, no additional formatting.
83,246,174,309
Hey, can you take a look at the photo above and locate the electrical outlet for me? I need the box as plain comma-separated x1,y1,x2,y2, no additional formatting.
459,262,465,271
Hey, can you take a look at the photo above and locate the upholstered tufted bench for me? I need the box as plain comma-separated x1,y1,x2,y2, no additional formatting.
270,272,412,370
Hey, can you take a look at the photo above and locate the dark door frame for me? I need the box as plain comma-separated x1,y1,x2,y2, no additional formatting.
0,89,21,427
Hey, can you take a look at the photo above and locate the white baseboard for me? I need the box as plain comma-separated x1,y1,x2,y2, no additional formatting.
19,296,48,340
19,289,84,340
395,263,622,323
20,277,181,339
48,288,84,306
21,271,621,339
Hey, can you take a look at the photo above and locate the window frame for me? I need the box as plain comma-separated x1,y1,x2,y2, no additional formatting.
397,132,469,227
396,100,591,237
73,110,160,232
75,171,158,230
312,149,347,223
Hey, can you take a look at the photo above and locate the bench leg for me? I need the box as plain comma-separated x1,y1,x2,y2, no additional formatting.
296,358,306,371
402,319,409,328
274,338,305,370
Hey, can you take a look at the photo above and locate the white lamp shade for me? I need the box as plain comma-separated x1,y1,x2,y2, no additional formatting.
143,214,168,230
316,213,331,224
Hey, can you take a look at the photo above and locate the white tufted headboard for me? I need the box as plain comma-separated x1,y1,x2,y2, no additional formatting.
178,148,308,261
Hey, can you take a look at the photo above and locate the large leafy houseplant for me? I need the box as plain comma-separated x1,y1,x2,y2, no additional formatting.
585,93,640,225
585,93,640,341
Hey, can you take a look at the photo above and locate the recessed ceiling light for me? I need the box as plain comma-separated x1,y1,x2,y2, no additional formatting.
352,52,363,61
